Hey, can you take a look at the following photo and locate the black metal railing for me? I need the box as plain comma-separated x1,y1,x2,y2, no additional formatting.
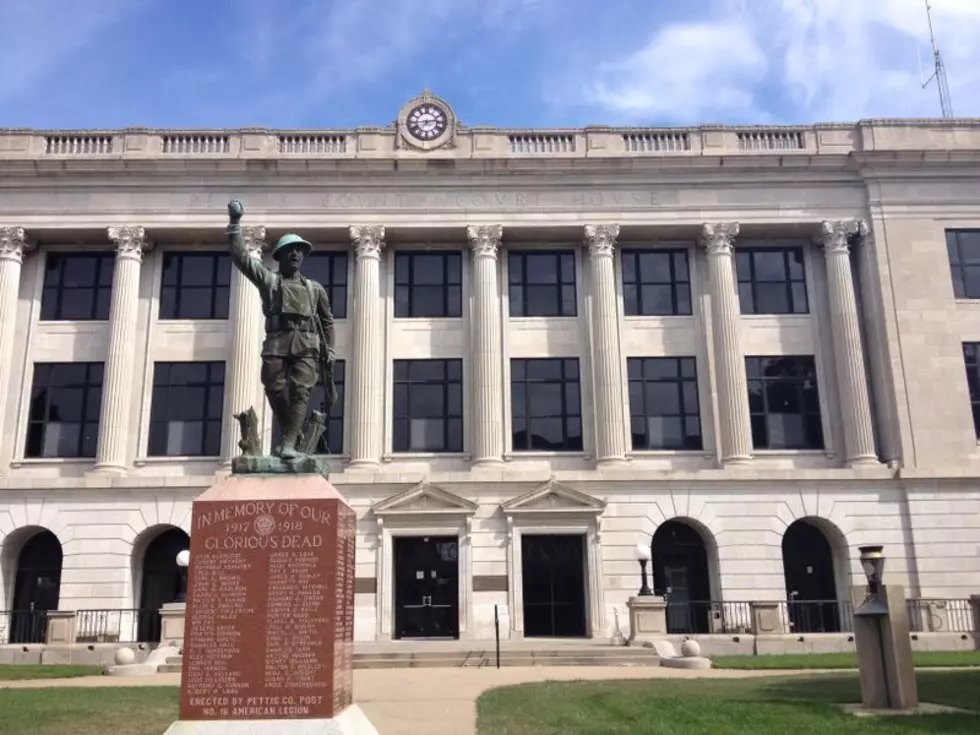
664,600,754,635
781,599,854,634
0,609,49,644
75,609,160,643
906,598,976,633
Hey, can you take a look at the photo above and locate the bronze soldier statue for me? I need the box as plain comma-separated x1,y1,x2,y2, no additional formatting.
226,199,336,459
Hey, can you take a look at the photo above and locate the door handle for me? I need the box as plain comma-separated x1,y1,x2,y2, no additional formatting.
422,595,432,607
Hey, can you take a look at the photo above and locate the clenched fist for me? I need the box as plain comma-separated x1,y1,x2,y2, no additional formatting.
228,199,245,223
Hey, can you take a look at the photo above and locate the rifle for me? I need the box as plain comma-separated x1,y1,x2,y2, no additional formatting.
306,279,337,454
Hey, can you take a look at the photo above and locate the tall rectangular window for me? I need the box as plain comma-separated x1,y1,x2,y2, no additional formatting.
392,359,463,452
159,252,231,320
25,362,104,458
148,362,225,457
962,343,980,438
746,356,823,450
303,252,349,319
946,230,980,299
510,358,583,451
736,247,808,314
627,357,702,450
271,360,346,454
40,252,115,321
508,251,577,317
621,250,692,316
394,251,462,318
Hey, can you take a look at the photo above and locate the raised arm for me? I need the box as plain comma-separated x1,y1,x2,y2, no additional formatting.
226,199,273,290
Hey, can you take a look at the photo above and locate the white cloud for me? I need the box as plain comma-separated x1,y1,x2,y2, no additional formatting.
584,0,980,123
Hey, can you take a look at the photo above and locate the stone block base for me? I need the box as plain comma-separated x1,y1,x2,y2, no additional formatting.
230,455,329,476
662,656,712,670
164,705,379,734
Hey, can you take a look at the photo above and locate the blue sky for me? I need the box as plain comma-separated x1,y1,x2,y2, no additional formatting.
3,0,980,130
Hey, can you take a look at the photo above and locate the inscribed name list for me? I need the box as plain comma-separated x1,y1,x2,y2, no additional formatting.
179,497,356,721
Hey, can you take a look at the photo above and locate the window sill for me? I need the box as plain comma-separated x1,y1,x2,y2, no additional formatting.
135,456,221,465
627,450,710,458
504,452,590,461
622,314,694,321
508,316,579,323
10,457,94,469
740,313,812,320
391,317,462,323
752,449,829,456
36,319,110,326
383,452,469,462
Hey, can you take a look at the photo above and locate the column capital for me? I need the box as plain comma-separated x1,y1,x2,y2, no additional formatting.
466,225,503,258
0,226,34,263
241,225,267,257
819,219,867,255
349,225,386,259
583,224,620,258
107,226,151,261
699,222,740,256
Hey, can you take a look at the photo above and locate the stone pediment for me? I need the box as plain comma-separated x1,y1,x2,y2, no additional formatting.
501,477,606,515
372,481,478,517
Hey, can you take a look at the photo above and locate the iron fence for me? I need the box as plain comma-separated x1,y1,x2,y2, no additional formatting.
0,609,48,644
664,600,754,635
75,609,161,643
780,599,854,634
906,598,975,633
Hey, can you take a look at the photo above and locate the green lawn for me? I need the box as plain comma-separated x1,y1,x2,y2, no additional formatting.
714,650,980,670
0,665,104,681
477,671,980,734
0,687,178,735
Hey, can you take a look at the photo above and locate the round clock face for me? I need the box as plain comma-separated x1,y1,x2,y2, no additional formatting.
406,103,448,141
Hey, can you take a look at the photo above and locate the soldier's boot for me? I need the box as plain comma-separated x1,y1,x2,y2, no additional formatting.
266,390,291,456
278,402,308,459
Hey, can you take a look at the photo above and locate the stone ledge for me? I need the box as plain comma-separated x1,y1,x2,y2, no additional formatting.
231,455,330,477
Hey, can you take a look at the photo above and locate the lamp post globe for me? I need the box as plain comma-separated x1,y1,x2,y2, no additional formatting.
175,549,190,602
635,543,653,596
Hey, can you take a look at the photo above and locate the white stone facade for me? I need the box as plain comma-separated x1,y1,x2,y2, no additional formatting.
2,96,980,643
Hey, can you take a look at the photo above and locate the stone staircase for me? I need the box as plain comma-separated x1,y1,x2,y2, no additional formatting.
158,641,659,673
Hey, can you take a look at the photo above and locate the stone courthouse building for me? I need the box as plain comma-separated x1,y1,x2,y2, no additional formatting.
1,92,979,646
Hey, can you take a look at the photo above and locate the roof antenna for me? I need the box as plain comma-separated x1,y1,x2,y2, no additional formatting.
921,0,953,118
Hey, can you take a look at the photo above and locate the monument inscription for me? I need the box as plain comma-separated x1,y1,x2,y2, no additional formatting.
179,495,356,721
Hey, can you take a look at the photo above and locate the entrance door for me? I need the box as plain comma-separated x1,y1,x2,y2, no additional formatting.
393,536,459,639
782,520,840,633
521,534,587,638
11,530,63,644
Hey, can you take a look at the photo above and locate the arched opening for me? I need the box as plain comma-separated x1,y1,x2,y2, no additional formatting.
782,518,845,633
9,529,63,644
136,527,189,643
651,519,714,635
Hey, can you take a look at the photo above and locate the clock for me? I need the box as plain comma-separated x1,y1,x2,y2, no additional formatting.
406,103,448,141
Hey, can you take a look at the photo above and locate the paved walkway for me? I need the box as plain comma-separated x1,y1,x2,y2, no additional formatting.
0,666,820,735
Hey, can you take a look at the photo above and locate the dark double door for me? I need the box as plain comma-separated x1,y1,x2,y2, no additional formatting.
394,536,459,639
521,534,588,638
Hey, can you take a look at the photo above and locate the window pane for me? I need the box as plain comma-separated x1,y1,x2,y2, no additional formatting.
753,251,787,280
526,285,560,316
964,266,980,299
529,418,562,449
508,284,524,316
411,254,445,285
622,253,637,284
738,283,755,313
755,283,790,314
527,360,562,380
525,254,558,284
623,284,639,316
641,285,674,315
639,252,671,282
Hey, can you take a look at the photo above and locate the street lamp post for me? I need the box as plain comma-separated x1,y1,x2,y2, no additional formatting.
175,550,190,603
635,543,653,596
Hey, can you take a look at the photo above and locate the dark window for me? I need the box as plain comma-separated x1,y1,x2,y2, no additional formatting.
395,252,462,318
271,360,346,454
392,359,463,452
736,247,808,314
25,362,103,458
508,251,577,317
40,252,114,321
160,252,231,320
947,230,980,299
510,358,583,451
303,252,349,319
621,250,692,316
963,343,980,438
627,357,702,450
746,356,823,450
148,362,225,457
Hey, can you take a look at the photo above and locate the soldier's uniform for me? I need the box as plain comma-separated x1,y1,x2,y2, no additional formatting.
227,227,335,455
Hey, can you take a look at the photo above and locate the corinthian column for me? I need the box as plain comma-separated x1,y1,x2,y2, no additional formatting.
348,225,386,468
584,225,628,466
221,225,267,465
820,220,878,466
0,228,32,464
700,223,752,466
467,225,505,465
94,226,149,472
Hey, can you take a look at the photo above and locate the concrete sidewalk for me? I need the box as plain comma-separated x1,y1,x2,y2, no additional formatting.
0,665,820,735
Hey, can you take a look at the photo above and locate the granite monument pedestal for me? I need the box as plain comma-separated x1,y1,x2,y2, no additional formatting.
164,473,377,734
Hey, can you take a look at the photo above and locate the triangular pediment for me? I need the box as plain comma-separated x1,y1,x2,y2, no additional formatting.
501,477,606,515
372,481,478,516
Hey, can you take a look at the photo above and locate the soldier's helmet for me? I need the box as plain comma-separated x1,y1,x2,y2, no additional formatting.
273,233,313,260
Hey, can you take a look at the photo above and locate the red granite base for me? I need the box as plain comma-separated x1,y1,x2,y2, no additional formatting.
177,474,356,722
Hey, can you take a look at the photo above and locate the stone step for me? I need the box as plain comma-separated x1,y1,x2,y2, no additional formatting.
157,664,183,674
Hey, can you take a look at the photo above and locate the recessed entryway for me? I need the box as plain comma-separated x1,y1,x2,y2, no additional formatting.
393,536,460,639
520,534,588,638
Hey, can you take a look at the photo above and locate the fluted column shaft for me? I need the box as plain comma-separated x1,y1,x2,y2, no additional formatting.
821,220,878,466
221,226,267,464
467,225,505,465
701,223,753,465
584,225,628,465
0,228,31,466
95,227,148,472
348,226,386,468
